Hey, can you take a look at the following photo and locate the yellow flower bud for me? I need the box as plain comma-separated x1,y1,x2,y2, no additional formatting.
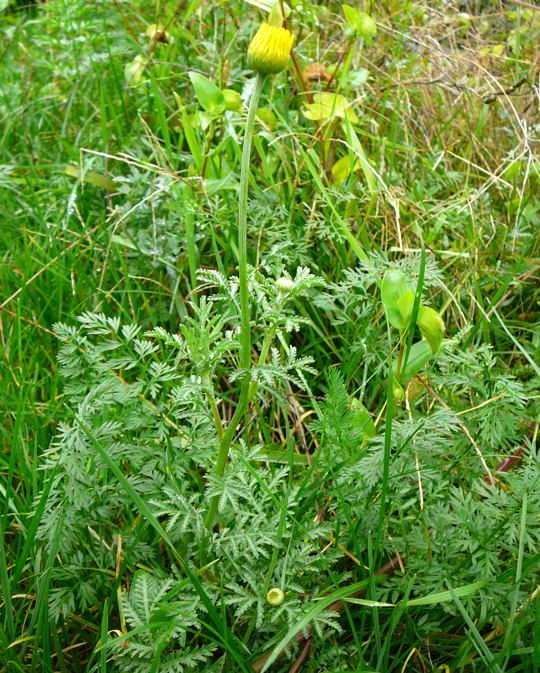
266,587,285,606
247,22,294,75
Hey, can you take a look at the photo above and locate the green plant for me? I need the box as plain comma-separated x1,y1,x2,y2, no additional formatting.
2,1,539,672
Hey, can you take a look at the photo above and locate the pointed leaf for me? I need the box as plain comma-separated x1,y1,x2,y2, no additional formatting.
189,72,226,116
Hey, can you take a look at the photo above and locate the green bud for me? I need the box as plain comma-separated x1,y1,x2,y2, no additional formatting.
342,6,377,44
266,587,285,606
357,12,377,44
276,277,294,294
417,306,445,354
222,89,243,112
393,381,404,402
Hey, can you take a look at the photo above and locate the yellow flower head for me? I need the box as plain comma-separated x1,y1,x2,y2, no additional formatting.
247,22,294,75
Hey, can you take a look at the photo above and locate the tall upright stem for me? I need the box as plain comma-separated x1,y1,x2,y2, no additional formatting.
203,73,266,544
238,72,266,377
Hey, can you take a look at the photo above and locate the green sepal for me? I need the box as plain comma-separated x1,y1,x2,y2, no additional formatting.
222,89,243,112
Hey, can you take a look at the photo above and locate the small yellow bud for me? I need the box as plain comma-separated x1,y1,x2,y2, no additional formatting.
247,23,294,75
266,587,285,606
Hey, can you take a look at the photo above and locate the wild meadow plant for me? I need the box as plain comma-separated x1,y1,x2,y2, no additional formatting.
1,1,539,672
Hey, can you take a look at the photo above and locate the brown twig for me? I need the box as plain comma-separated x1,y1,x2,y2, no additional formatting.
287,637,312,673
482,446,526,485
324,39,352,91
482,76,528,105
509,0,540,11
494,448,524,473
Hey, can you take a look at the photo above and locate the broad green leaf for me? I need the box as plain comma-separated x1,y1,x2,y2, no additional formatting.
398,340,433,385
125,54,147,86
347,68,370,87
256,107,277,130
331,154,358,182
342,4,361,32
349,398,376,439
244,0,291,17
189,72,226,116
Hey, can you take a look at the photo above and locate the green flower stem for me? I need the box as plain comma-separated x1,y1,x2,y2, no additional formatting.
247,323,277,402
238,72,266,376
203,73,266,543
182,183,198,292
203,373,224,439
395,339,406,381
